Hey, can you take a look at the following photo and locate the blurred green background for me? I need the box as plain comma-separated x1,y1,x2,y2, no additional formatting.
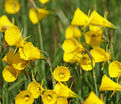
0,0,121,104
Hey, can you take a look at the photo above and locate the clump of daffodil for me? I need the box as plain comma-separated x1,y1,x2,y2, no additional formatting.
53,66,71,82
19,42,44,61
2,49,29,70
0,15,14,32
90,47,111,63
99,75,121,91
2,65,20,82
29,7,49,24
42,90,57,104
38,0,49,4
5,0,21,14
54,82,78,98
84,91,104,104
5,25,24,47
84,25,103,48
27,81,44,99
65,25,81,39
109,60,121,78
15,90,34,104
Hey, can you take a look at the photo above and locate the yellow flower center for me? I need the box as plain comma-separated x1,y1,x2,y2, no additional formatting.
59,73,65,79
24,95,30,102
47,94,52,101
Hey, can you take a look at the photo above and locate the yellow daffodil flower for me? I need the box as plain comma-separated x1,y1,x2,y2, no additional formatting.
65,25,81,39
71,8,89,26
5,0,20,14
99,75,121,91
90,10,116,28
56,97,68,104
2,65,20,82
27,81,44,99
38,0,49,4
53,66,71,82
54,82,77,98
109,60,121,78
42,90,57,104
2,49,28,70
15,90,34,104
5,25,24,47
84,91,104,104
19,42,44,61
0,15,14,32
90,47,111,63
29,7,49,24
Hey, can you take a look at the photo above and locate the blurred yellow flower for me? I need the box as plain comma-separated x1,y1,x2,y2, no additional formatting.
5,0,20,14
90,10,116,28
0,15,14,32
15,90,34,104
29,7,49,24
53,66,71,82
19,42,44,61
5,25,24,47
109,60,121,78
99,75,121,91
2,49,28,70
71,8,89,26
90,47,111,63
2,65,20,82
27,81,44,99
39,0,49,4
76,53,95,71
54,82,77,98
56,97,68,104
65,25,81,39
84,91,104,104
42,90,57,104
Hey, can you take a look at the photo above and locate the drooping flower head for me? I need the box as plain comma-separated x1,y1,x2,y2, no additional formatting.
84,91,104,104
0,15,14,32
54,82,77,98
53,66,71,82
15,90,34,104
27,81,44,99
99,75,121,91
2,65,20,82
5,0,21,14
42,90,57,104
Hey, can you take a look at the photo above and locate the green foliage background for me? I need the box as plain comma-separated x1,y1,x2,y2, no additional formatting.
0,0,121,104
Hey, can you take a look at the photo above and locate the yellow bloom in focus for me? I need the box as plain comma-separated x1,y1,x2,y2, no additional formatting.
99,75,121,91
65,25,81,39
109,60,121,78
62,38,83,53
84,31,102,48
29,7,49,24
2,65,20,82
27,81,44,99
76,53,95,71
5,0,20,14
15,90,34,104
0,15,14,32
42,90,57,104
90,10,116,28
5,26,24,47
53,66,71,82
54,82,77,98
2,50,28,70
90,47,111,63
71,8,89,26
39,0,49,4
84,91,104,104
19,42,44,61
56,97,68,104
